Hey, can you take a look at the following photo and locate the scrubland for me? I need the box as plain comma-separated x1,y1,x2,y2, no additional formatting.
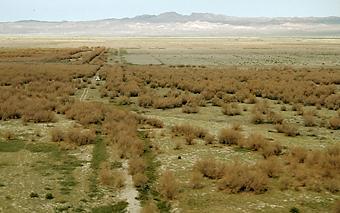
0,43,339,213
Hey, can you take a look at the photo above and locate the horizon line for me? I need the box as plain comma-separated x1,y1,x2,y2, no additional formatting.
1,12,340,23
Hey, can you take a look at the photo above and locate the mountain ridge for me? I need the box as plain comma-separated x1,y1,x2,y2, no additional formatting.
6,12,340,24
1,12,340,36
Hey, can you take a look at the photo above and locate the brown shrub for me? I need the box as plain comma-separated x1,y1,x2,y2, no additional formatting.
152,97,182,109
185,134,196,145
211,96,223,107
268,111,284,124
117,96,131,105
119,81,140,97
251,112,265,124
303,114,316,127
22,109,56,123
2,130,15,140
243,133,267,151
173,140,183,150
194,158,226,179
261,143,283,159
278,176,293,191
137,115,164,128
145,118,164,128
182,104,199,114
323,179,340,194
141,201,160,213
217,163,268,194
218,128,242,145
222,103,241,116
231,123,242,131
252,101,271,115
201,90,215,100
67,128,96,145
204,133,215,145
158,170,179,200
50,128,65,142
289,147,308,164
132,173,149,188
275,122,299,137
128,158,146,175
171,124,207,139
129,139,145,157
329,116,340,130
65,101,106,125
99,162,114,186
292,103,304,114
138,95,153,108
190,171,204,189
333,200,340,213
112,170,125,188
258,158,282,178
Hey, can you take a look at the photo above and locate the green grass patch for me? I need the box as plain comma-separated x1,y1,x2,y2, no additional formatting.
0,140,25,152
89,136,107,197
91,136,107,170
233,146,252,153
92,201,128,213
25,143,61,158
31,144,81,195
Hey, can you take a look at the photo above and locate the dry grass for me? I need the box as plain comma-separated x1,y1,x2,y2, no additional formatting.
193,158,226,179
242,133,267,151
222,103,241,116
136,115,164,128
171,124,207,139
132,173,149,188
329,116,340,130
182,104,199,114
138,94,154,108
50,128,65,142
2,130,15,140
204,133,215,145
99,162,115,186
258,158,282,178
218,128,243,145
158,170,180,200
190,171,204,189
128,158,146,175
141,201,160,213
217,163,268,194
303,114,316,127
67,128,96,146
275,122,299,137
333,200,340,213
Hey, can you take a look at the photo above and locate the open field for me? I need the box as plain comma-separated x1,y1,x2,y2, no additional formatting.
1,37,340,67
0,38,339,213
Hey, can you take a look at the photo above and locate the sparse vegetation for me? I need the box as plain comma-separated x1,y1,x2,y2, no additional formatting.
0,43,338,212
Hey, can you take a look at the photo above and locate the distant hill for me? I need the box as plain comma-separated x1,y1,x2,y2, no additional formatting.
1,12,340,36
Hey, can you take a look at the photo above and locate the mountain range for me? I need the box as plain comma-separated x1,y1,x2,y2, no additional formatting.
1,12,340,36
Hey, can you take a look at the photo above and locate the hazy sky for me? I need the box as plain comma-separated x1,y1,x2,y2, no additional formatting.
1,0,339,21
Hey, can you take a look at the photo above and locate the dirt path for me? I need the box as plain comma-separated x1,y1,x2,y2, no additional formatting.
119,160,141,213
80,88,88,101
85,65,142,212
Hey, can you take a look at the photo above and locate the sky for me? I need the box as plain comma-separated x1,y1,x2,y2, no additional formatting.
1,0,339,21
